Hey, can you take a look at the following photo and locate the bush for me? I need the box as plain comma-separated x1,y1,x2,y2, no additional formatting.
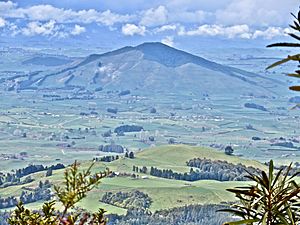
8,161,110,225
222,160,300,225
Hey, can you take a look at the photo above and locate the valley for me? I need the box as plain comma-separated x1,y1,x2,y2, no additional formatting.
0,43,299,221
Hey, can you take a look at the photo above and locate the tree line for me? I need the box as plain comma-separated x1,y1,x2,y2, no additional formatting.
101,190,151,210
0,163,64,188
132,158,261,182
0,180,51,209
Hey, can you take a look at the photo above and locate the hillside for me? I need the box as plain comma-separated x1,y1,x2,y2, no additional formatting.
0,145,266,214
12,42,283,97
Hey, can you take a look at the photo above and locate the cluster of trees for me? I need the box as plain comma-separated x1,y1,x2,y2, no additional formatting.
244,103,268,112
102,130,112,137
107,108,118,114
42,94,60,98
94,155,120,162
99,144,125,153
150,107,157,113
0,203,230,225
94,151,134,162
273,163,300,176
0,180,51,209
186,158,261,181
224,146,234,155
52,95,94,101
118,90,131,96
80,111,99,116
0,172,33,188
14,163,65,178
107,204,230,225
132,158,261,182
0,163,64,187
125,151,135,159
132,165,147,173
148,166,200,181
114,125,143,135
101,190,151,210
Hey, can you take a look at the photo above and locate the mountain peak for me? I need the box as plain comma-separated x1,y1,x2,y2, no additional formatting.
132,42,209,67
136,42,172,49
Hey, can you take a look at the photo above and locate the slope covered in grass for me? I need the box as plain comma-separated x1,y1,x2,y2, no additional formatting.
0,145,265,214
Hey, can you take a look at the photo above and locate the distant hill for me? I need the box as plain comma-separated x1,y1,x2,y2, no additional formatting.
16,42,283,96
22,56,73,67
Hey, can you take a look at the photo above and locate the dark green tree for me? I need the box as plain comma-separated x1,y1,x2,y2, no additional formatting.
225,146,234,155
46,169,53,177
129,151,135,159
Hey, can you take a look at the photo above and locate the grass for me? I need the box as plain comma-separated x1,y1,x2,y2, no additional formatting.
0,144,263,215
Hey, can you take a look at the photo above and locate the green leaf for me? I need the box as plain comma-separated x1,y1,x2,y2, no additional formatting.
223,219,259,225
287,73,300,78
267,43,300,48
262,212,268,225
289,33,300,41
269,160,274,188
278,213,293,225
266,57,292,70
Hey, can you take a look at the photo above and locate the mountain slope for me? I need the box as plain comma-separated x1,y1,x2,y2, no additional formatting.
16,42,283,96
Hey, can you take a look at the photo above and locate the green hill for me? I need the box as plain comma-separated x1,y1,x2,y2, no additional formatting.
0,145,266,214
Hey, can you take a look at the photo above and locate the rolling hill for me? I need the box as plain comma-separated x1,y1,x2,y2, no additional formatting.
0,145,266,214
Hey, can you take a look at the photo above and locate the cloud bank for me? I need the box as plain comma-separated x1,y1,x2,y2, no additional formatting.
0,0,296,41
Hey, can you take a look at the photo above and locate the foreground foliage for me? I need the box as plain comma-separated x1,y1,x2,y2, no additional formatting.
107,204,230,225
8,161,109,225
0,203,231,225
267,9,300,91
222,160,300,225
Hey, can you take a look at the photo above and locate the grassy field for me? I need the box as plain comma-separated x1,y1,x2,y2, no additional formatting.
0,145,263,214
0,88,298,173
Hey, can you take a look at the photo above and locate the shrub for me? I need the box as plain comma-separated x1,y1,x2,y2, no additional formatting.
221,160,300,225
8,161,110,225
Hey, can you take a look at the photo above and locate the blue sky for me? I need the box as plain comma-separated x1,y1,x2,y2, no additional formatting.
0,0,298,49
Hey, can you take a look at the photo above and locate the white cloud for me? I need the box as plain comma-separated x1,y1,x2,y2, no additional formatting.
0,17,6,28
0,1,17,13
71,24,86,35
215,0,296,27
21,20,67,38
161,36,174,47
179,24,251,39
178,24,292,39
22,20,56,36
0,0,296,40
140,5,168,27
0,3,134,26
252,27,291,39
155,24,177,33
122,23,146,36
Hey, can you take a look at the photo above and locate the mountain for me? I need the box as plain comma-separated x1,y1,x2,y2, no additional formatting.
14,42,283,96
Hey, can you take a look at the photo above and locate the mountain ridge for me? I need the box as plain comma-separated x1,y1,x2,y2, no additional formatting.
14,42,283,96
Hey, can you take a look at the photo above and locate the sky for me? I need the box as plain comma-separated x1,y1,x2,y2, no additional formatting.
0,0,298,49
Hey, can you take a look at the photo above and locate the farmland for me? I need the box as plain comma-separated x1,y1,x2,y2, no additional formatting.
0,43,298,216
